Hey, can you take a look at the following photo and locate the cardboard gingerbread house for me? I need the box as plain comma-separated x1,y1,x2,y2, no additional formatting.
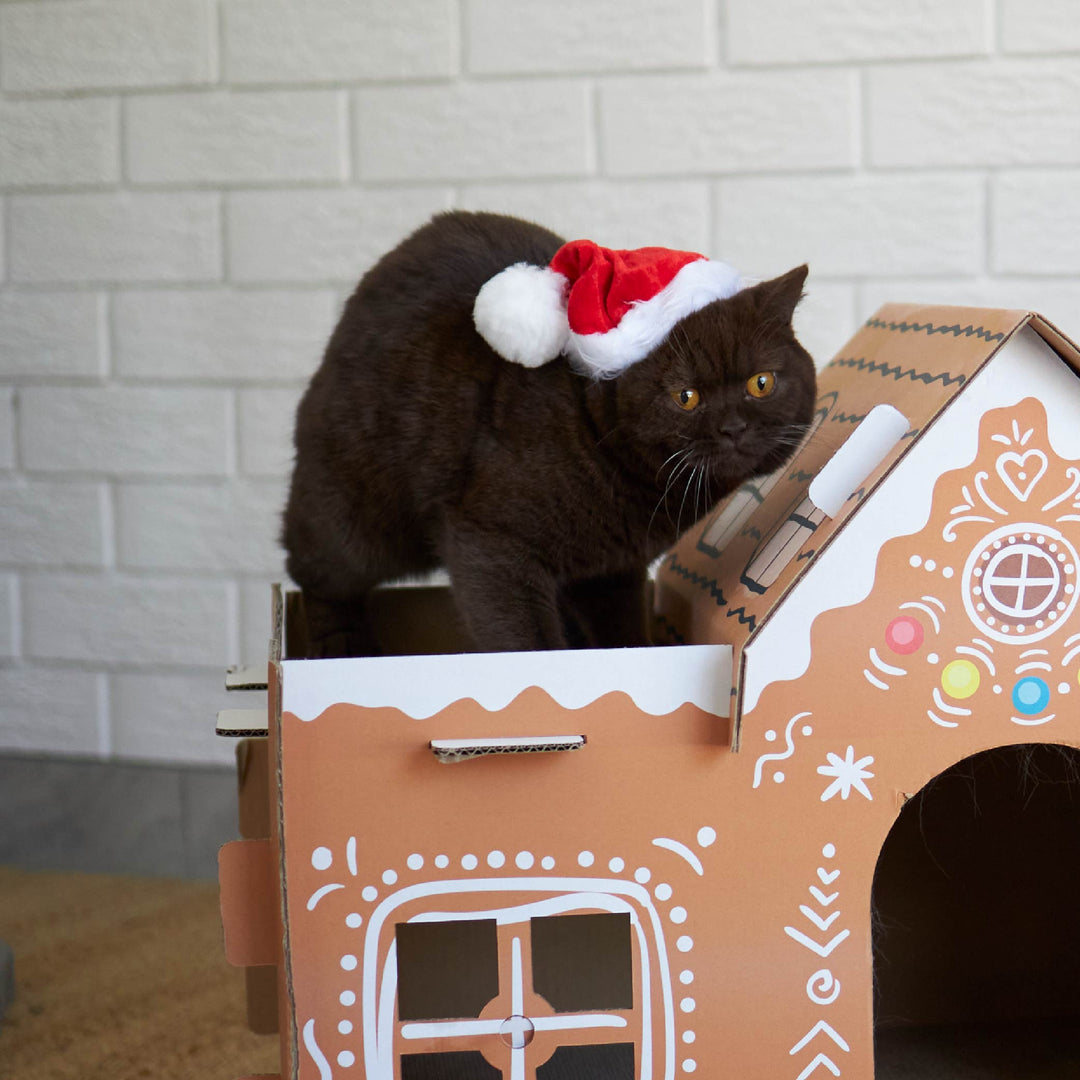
219,305,1080,1079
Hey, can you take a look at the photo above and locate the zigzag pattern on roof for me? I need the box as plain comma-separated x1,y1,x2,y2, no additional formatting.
726,605,756,629
827,355,967,388
864,316,1006,342
652,612,686,645
666,555,758,632
666,554,727,605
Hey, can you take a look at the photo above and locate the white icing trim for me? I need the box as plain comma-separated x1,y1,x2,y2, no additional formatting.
282,643,731,722
744,327,1080,713
566,259,742,378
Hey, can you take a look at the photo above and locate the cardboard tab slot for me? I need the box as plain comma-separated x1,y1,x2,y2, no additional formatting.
226,665,269,691
429,735,586,763
217,708,269,737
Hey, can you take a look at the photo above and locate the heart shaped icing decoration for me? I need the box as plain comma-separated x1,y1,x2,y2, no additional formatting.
996,449,1048,502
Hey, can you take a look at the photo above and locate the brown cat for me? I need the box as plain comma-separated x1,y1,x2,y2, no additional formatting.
282,210,816,656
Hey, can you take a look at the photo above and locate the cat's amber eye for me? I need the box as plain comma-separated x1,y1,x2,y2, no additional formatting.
747,372,777,399
672,388,700,411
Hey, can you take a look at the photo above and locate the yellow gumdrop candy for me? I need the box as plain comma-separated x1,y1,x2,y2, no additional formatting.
941,659,980,700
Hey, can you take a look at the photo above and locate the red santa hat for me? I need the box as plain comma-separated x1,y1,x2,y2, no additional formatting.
473,239,742,378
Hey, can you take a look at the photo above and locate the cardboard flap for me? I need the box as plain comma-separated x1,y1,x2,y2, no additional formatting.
219,839,279,968
430,734,586,762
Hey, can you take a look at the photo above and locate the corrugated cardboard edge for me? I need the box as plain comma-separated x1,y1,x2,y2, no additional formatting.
728,305,1036,749
268,584,297,1078
1028,312,1080,375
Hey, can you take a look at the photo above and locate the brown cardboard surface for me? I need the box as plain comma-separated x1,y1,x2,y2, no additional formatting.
237,737,272,841
219,839,277,968
221,308,1080,1080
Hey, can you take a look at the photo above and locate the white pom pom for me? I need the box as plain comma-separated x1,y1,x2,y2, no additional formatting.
473,262,569,367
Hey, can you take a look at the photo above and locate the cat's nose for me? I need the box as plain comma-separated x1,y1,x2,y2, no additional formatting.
719,418,747,439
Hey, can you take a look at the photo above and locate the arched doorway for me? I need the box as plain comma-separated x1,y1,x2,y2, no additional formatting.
872,743,1080,1078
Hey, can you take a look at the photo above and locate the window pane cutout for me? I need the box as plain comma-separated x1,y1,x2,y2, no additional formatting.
401,1050,504,1080
537,1043,636,1080
396,919,501,1021
531,913,634,1012
397,912,636,1078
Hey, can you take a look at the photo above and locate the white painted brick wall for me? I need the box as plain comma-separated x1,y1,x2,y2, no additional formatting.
0,0,215,93
116,480,286,573
0,99,120,188
866,59,1080,167
23,574,231,666
717,174,984,277
465,0,713,74
354,81,593,181
1000,0,1080,53
0,668,104,756
238,388,303,477
222,0,457,84
20,387,231,476
9,192,221,283
0,293,105,377
0,481,106,567
125,91,348,185
0,577,15,659
111,671,249,765
226,187,452,283
992,171,1080,274
726,0,989,64
457,181,711,253
1,0,1078,766
113,289,338,381
599,71,858,175
0,389,14,471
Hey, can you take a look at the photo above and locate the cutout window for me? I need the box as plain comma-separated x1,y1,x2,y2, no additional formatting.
530,912,634,1013
401,1050,503,1080
536,1042,636,1080
396,919,500,1021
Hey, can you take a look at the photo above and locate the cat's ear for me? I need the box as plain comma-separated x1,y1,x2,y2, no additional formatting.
755,264,808,325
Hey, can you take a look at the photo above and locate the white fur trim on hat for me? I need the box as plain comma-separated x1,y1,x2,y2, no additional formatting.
473,262,569,368
566,258,742,379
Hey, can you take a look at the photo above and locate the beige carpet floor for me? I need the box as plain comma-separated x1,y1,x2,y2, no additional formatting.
0,866,279,1080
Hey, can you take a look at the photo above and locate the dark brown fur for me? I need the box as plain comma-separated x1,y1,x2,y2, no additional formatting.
283,211,817,655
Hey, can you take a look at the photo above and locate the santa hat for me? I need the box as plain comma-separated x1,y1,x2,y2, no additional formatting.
473,239,742,378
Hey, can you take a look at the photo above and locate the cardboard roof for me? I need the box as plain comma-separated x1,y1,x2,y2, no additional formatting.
654,305,1080,744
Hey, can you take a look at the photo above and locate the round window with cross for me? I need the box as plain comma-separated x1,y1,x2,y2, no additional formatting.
356,881,677,1080
962,524,1080,644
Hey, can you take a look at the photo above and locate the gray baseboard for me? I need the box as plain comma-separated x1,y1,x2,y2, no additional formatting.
0,754,238,880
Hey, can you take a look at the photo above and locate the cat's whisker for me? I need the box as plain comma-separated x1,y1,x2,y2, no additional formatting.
677,460,702,537
657,446,693,480
648,448,696,537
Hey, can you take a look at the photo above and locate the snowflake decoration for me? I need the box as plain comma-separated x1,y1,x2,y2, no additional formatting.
817,746,875,802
